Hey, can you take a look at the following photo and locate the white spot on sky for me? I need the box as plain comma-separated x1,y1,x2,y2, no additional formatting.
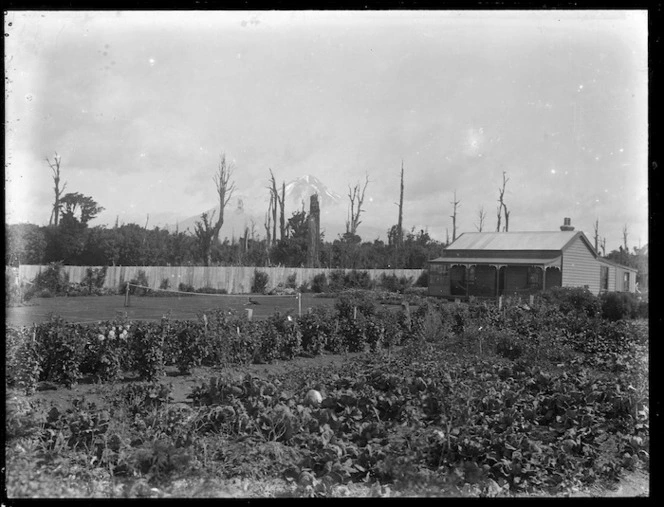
595,156,600,161
237,53,242,59
619,148,624,153
139,153,146,158
149,58,156,66
551,169,556,174
578,84,584,91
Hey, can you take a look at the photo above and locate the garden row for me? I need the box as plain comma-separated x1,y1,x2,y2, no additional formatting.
6,336,649,497
7,288,648,395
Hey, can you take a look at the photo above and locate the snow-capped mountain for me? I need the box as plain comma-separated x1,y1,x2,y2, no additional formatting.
284,174,343,209
165,175,347,239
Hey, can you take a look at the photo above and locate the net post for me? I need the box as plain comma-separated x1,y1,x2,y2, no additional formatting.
124,283,130,307
298,292,302,317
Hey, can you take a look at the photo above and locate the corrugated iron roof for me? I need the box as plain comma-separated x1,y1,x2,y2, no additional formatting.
445,231,581,251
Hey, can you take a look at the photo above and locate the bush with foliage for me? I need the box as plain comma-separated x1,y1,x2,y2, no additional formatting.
252,269,269,294
6,326,42,394
82,266,108,294
379,273,413,293
600,291,646,321
23,262,70,299
35,316,86,387
130,320,167,381
541,286,601,317
335,289,377,319
311,272,329,293
286,272,298,289
414,270,428,287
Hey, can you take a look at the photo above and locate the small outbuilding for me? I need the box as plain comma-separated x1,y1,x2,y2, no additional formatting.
428,218,638,298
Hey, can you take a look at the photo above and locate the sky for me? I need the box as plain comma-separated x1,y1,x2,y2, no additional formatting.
5,10,649,251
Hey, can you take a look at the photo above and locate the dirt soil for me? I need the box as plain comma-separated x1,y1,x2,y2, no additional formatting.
23,350,649,498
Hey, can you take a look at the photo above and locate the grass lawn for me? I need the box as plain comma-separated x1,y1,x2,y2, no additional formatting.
5,293,340,327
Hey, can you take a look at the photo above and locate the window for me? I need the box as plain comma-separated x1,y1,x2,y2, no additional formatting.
623,272,630,292
600,266,609,292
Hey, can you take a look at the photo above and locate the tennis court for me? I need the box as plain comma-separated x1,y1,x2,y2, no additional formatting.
5,293,338,327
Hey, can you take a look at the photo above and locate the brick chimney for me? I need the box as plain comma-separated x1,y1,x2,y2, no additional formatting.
560,217,575,231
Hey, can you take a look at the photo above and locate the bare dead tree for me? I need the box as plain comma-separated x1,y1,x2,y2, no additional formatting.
346,172,370,236
593,218,600,253
622,224,629,251
280,181,286,240
601,237,606,257
446,227,450,246
211,154,236,242
264,197,273,248
46,152,67,227
267,169,280,244
475,205,487,232
395,161,404,246
497,171,510,232
450,190,460,241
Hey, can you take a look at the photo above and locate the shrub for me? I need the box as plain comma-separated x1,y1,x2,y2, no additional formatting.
286,272,298,289
600,292,644,321
6,327,42,395
25,262,70,298
252,269,269,294
82,267,107,294
130,320,167,381
178,282,196,293
379,273,413,293
344,270,374,290
541,286,601,317
297,308,335,356
335,290,377,319
415,270,428,287
311,273,328,293
80,321,131,383
159,278,171,290
328,270,346,292
35,316,86,387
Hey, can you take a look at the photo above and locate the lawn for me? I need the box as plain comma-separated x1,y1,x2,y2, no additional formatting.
4,293,339,327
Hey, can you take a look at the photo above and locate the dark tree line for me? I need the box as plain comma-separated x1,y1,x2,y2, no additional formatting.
5,217,444,270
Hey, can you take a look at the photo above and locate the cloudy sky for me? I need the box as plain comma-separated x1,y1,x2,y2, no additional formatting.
5,10,648,250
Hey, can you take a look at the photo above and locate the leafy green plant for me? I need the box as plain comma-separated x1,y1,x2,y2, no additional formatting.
286,272,298,289
6,326,42,395
379,273,413,293
311,273,329,293
130,320,167,381
600,292,643,321
36,316,86,387
252,269,269,294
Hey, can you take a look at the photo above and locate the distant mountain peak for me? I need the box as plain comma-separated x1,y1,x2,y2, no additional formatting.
285,174,342,208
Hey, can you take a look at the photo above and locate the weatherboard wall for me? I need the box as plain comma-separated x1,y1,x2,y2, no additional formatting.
15,265,424,294
561,238,601,295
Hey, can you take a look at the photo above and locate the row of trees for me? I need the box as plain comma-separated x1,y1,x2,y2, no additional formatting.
5,152,646,283
5,220,445,269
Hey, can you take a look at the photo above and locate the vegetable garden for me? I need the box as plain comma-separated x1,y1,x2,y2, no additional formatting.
5,288,649,497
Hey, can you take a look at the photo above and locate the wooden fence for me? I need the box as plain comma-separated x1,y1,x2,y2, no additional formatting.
11,265,425,294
